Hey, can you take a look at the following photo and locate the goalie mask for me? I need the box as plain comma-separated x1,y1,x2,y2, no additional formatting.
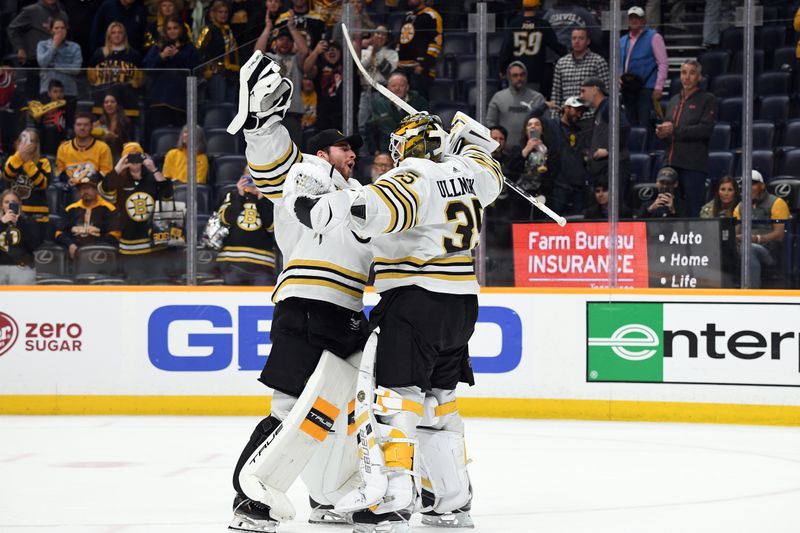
389,113,447,165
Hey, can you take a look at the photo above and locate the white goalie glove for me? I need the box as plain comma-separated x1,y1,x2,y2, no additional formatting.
445,111,499,155
228,51,294,135
283,162,363,235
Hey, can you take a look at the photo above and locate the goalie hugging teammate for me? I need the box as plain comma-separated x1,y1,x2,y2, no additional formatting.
226,48,503,533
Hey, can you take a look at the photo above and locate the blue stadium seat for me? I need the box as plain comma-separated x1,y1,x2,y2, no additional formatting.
34,244,69,278
756,71,791,97
629,182,657,211
758,95,790,124
751,122,776,150
770,46,796,71
757,25,788,51
149,127,181,155
628,127,648,153
443,33,473,58
708,151,735,181
428,79,457,104
629,153,652,182
767,178,800,211
710,74,743,99
201,103,237,129
213,155,247,186
650,151,665,178
454,58,477,80
431,103,472,127
720,27,743,51
698,50,731,79
710,123,732,151
45,184,66,216
717,98,743,125
731,49,764,75
736,150,774,179
488,33,504,56
205,128,239,156
174,184,212,214
463,78,500,106
779,148,800,176
781,119,800,149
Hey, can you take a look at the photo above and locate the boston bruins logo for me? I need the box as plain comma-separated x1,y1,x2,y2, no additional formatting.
399,22,415,44
126,191,155,222
237,204,262,231
0,227,21,252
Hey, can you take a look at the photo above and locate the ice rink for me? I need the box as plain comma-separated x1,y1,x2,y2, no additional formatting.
1,415,799,533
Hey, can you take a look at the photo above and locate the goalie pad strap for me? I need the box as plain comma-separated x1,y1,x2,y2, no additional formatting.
374,388,425,417
434,401,458,418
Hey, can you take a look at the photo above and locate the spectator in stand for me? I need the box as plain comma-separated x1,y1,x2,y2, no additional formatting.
356,25,398,147
509,116,553,219
489,125,517,181
36,18,82,108
396,0,442,99
499,0,566,96
547,96,589,216
331,0,376,45
0,189,42,284
56,111,114,183
55,172,121,258
304,38,345,130
0,61,21,154
3,129,52,233
257,16,309,147
274,0,326,50
92,91,133,161
550,27,609,119
486,62,546,149
580,77,630,194
163,125,209,184
300,76,317,134
143,15,201,130
702,0,722,49
583,179,632,219
700,176,739,219
90,0,147,53
27,79,68,155
87,22,145,118
100,142,173,281
544,0,603,55
734,170,790,289
366,70,428,154
639,166,687,218
216,169,276,285
7,0,69,99
144,0,193,49
656,59,716,218
196,0,240,102
619,6,668,127
795,7,800,66
370,152,393,183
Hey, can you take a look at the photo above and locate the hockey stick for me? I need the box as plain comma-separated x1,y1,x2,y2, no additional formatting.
340,23,567,227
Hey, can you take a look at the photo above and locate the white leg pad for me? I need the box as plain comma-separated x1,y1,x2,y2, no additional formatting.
239,350,360,521
418,428,471,514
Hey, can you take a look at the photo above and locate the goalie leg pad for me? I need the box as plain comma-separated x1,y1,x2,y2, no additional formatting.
238,350,359,521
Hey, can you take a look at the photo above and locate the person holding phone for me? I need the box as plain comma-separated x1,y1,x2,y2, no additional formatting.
214,166,276,286
639,166,688,218
0,189,42,284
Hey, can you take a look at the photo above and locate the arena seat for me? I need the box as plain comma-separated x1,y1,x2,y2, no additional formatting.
780,120,800,149
758,95,790,124
174,184,212,214
757,25,788,52
720,27,743,52
213,154,247,186
735,150,774,179
751,122,776,150
717,98,743,125
756,71,792,97
731,49,764,75
779,148,800,176
628,127,648,153
767,178,800,212
770,46,796,71
463,78,499,105
443,33,474,59
34,244,68,278
149,127,181,155
201,103,237,129
428,79,457,104
73,244,119,279
205,128,240,156
649,151,665,179
708,151,735,181
710,74,743,99
710,123,732,151
629,182,658,211
629,153,652,183
698,50,731,79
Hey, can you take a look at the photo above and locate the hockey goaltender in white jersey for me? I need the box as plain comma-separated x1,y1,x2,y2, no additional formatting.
283,112,503,532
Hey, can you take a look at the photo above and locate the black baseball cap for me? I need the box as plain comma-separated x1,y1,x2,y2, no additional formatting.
656,166,679,182
581,77,607,95
307,129,363,154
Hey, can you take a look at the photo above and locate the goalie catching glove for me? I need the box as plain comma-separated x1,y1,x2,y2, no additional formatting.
227,51,293,135
283,162,364,234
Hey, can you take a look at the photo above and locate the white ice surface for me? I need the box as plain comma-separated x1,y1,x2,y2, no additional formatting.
1,416,799,533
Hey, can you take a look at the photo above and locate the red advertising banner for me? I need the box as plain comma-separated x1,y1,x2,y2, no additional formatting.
512,221,649,288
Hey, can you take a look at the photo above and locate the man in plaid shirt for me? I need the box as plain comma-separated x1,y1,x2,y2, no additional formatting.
550,27,609,118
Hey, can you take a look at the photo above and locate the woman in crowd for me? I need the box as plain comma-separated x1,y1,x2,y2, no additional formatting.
143,15,201,131
163,125,209,184
144,0,193,50
93,91,133,161
3,128,52,234
700,176,739,218
509,116,556,219
87,22,145,118
196,0,239,102
0,189,42,285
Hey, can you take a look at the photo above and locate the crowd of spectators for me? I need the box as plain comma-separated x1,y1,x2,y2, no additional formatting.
0,0,798,287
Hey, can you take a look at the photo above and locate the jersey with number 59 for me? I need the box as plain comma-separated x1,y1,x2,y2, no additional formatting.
349,145,503,295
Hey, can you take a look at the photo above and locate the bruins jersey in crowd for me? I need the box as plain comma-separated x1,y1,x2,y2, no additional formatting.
55,196,121,248
217,191,276,270
196,21,240,79
347,145,503,295
55,138,114,183
0,215,42,267
397,4,443,78
87,48,145,88
3,154,51,222
100,169,173,255
144,19,193,49
245,125,372,311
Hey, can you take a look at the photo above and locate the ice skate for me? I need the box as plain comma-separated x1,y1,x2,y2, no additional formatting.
421,507,475,528
229,493,279,532
308,497,351,525
351,509,411,533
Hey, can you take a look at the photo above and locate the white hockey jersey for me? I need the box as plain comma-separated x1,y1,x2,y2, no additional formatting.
245,125,373,312
349,145,504,295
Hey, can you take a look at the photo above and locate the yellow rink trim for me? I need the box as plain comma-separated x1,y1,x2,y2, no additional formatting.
2,396,800,426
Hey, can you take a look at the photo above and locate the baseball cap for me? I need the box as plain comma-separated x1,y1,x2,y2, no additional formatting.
122,142,144,157
75,172,101,187
563,96,586,108
307,129,363,154
628,6,645,17
656,166,678,182
751,170,764,183
275,26,293,40
581,77,607,94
